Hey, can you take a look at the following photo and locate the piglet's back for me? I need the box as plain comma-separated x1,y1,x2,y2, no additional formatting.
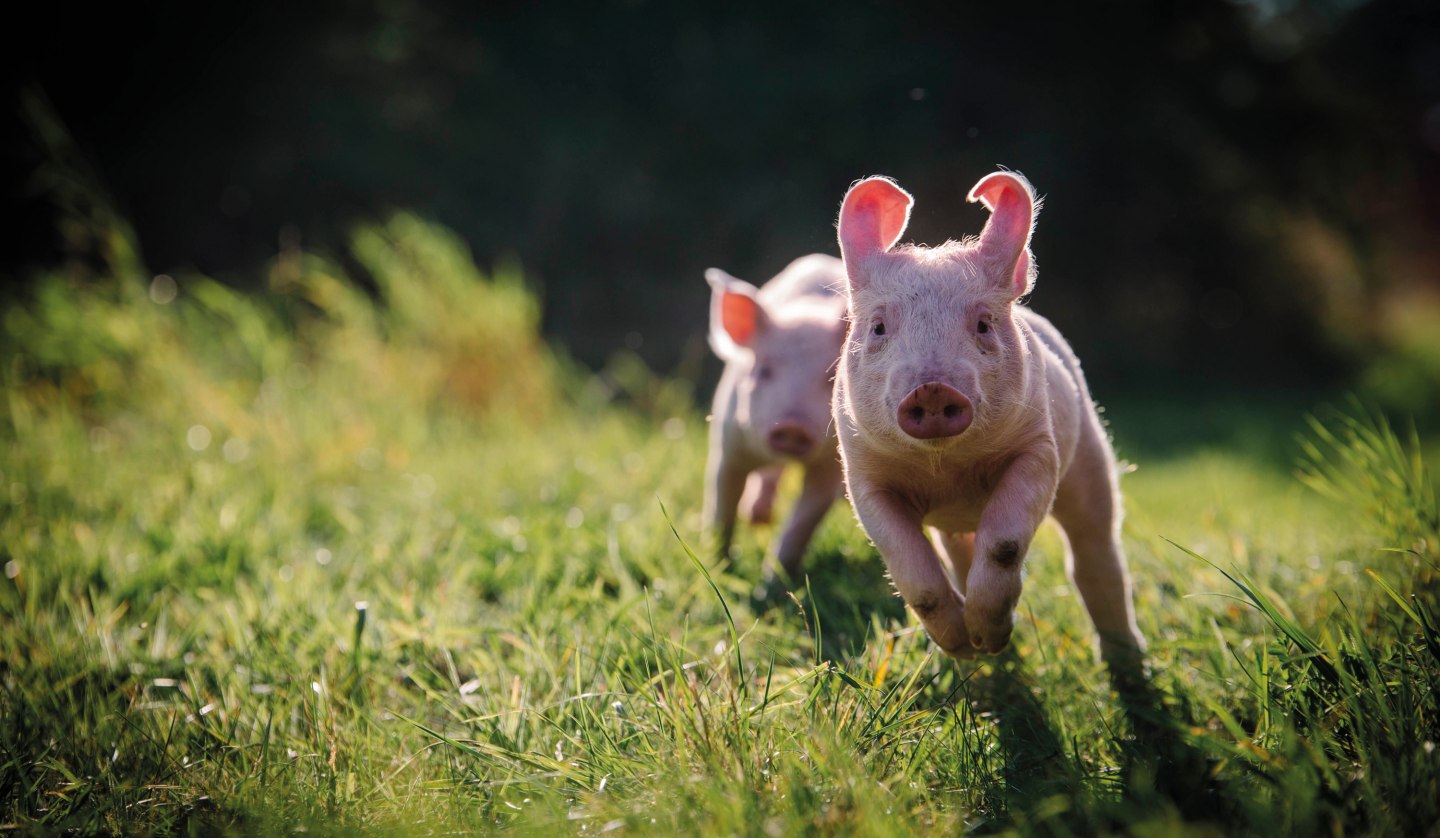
757,254,845,311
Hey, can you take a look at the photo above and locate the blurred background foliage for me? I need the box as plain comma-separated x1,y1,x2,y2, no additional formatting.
3,0,1438,414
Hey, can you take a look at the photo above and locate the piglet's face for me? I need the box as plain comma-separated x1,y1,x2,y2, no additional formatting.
708,272,845,459
836,173,1039,451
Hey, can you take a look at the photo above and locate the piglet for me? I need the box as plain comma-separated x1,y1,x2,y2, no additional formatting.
832,172,1145,664
704,254,847,579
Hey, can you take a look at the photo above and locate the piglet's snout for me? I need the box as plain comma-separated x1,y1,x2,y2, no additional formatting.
767,422,816,457
897,383,973,440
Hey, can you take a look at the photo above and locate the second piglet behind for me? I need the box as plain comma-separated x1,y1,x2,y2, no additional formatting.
704,254,847,579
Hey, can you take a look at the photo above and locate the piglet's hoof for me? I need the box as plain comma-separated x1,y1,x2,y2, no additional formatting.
939,638,980,660
910,594,976,658
963,610,1015,655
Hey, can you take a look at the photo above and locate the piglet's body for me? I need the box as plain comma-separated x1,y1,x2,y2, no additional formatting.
704,254,847,578
833,173,1145,664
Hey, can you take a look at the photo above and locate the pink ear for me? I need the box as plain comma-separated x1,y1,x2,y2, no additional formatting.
967,172,1038,297
720,289,759,346
837,177,913,289
706,269,765,359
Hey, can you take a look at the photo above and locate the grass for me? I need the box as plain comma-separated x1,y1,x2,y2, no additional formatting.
2,214,1438,836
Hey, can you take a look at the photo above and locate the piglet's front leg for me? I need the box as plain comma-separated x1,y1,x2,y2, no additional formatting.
774,456,842,580
964,447,1060,653
704,456,750,561
851,487,975,658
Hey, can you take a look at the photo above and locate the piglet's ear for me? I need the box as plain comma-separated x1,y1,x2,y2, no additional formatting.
705,268,767,360
968,171,1039,298
837,177,913,292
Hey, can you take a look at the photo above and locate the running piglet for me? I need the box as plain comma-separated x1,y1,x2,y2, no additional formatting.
703,254,847,579
832,172,1145,664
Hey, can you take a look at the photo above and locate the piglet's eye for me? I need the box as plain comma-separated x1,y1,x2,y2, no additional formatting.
977,320,990,334
872,322,886,337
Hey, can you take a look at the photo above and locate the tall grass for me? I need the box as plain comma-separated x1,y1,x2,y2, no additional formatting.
1299,401,1439,591
2,204,1438,834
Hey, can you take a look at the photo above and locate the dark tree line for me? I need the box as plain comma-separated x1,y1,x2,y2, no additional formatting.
5,0,1438,392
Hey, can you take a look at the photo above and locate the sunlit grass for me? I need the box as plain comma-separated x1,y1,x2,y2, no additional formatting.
2,215,1436,834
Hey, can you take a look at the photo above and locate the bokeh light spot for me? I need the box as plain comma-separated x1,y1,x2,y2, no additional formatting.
187,425,212,451
223,437,250,463
149,274,177,304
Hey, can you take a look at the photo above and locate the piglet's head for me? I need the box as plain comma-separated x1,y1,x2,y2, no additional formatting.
836,171,1040,449
707,268,843,460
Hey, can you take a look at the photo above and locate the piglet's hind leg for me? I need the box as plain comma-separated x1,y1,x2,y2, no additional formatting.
1052,431,1146,664
741,464,783,525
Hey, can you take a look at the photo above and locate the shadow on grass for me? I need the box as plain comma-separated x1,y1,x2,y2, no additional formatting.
962,653,1089,832
749,545,907,661
1106,662,1241,828
958,652,1240,834
743,543,1242,831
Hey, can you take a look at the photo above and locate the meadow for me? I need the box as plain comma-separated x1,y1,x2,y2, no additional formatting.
2,215,1437,835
